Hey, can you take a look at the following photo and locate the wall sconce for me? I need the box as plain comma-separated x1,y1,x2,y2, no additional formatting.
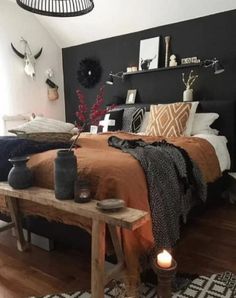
202,58,225,74
106,71,124,85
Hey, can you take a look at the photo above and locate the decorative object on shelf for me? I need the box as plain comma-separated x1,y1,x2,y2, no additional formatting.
45,68,59,101
96,199,125,212
8,156,33,189
74,178,91,203
152,251,177,298
126,66,138,72
11,37,43,78
202,58,225,74
181,56,201,65
126,89,137,104
77,58,102,89
90,125,98,134
164,36,171,67
169,54,177,67
106,71,124,85
54,149,77,200
16,0,94,17
139,36,160,70
182,70,199,102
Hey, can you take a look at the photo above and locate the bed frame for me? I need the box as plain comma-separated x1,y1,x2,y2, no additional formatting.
1,100,235,249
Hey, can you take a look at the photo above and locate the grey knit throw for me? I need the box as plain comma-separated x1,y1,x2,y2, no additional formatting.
108,136,207,249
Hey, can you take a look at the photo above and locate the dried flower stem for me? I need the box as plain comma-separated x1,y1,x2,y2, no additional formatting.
182,70,199,89
68,125,85,152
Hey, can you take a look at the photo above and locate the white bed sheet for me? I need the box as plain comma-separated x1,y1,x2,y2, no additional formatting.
193,134,231,172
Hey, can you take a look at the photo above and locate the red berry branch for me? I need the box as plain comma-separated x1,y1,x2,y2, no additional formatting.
75,86,116,129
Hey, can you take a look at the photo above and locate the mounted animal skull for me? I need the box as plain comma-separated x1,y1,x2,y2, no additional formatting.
11,37,43,78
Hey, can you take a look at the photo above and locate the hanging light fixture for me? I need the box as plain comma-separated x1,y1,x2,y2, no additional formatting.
16,0,94,17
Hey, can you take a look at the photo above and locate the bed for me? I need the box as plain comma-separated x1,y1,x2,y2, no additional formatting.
0,100,235,281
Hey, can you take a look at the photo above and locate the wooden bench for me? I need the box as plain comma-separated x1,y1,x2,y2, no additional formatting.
0,182,150,298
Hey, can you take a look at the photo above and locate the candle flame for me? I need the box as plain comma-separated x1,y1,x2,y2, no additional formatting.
162,249,171,257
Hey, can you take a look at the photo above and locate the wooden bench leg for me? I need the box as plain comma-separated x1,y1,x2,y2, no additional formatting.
108,226,140,297
5,196,28,252
91,219,105,298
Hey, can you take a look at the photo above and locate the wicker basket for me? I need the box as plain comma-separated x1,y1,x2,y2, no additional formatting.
9,130,73,143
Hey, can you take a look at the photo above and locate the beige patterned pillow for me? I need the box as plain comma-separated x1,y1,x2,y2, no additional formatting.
145,103,192,137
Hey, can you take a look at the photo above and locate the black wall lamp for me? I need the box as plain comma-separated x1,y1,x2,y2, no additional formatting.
106,71,124,85
202,58,225,74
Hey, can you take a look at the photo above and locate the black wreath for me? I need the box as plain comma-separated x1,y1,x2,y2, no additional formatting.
77,58,102,88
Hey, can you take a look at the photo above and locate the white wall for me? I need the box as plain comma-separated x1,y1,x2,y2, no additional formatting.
0,0,65,134
35,0,236,48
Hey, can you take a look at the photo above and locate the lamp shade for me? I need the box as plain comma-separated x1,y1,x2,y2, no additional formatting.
106,74,114,85
214,61,225,74
16,0,94,17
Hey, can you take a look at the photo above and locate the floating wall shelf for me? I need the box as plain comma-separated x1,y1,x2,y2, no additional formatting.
123,63,201,77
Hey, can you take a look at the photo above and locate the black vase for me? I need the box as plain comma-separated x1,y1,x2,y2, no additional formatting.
8,156,33,189
54,150,77,200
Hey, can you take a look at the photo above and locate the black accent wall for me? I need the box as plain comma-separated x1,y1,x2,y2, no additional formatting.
63,10,236,123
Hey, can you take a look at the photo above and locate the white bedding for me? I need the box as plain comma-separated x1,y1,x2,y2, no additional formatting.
193,134,231,172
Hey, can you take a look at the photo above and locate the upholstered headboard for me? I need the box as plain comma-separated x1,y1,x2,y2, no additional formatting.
198,101,236,171
117,100,236,171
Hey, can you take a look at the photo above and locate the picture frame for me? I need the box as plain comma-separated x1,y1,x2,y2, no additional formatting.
126,89,137,104
139,36,160,71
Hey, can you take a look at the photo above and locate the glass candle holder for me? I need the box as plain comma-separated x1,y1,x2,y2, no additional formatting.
74,178,91,203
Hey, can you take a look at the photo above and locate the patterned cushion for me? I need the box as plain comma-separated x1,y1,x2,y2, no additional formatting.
122,107,145,133
122,107,136,131
9,116,75,134
145,103,191,137
99,109,124,132
131,108,145,133
107,110,124,131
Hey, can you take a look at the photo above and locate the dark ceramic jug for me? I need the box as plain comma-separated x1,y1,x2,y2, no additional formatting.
54,150,77,200
8,156,33,189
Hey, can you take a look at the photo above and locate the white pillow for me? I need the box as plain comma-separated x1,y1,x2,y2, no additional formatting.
138,112,150,133
191,113,219,135
184,101,199,136
9,116,75,133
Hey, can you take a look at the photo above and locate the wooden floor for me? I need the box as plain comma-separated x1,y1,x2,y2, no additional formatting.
0,201,235,298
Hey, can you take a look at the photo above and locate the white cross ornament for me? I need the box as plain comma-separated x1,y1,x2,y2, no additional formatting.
99,114,115,132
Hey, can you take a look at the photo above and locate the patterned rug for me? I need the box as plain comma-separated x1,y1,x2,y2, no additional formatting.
30,271,236,298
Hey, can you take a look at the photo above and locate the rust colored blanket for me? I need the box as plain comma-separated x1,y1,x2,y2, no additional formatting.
0,132,221,281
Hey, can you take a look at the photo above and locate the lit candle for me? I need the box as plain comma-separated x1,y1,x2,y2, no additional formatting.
157,250,172,268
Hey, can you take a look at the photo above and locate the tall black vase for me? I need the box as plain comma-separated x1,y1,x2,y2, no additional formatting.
8,156,33,189
54,150,77,200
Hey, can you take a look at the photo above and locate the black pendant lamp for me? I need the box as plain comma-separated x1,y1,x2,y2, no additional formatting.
16,0,94,17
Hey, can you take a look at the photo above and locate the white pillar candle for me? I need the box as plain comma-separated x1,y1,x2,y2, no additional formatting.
157,250,172,268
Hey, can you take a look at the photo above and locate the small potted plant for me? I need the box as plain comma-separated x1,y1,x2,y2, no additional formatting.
182,70,199,102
